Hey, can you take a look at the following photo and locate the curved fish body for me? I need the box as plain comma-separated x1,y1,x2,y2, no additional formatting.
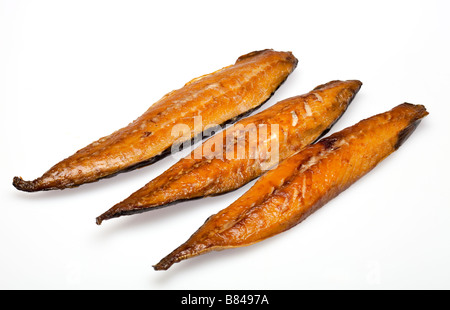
153,103,428,270
13,49,297,192
96,80,362,224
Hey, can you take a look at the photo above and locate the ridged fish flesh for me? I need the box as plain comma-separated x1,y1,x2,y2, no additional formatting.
13,49,297,192
96,80,362,224
153,103,428,270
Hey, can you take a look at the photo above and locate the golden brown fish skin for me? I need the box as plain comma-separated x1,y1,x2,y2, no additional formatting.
12,49,297,192
95,80,362,225
153,103,428,270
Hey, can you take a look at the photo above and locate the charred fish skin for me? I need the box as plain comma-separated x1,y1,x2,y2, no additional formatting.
13,49,297,192
95,80,363,225
153,103,428,271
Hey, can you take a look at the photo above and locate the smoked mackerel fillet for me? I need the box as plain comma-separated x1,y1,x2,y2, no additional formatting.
153,103,428,270
96,80,362,224
13,49,297,192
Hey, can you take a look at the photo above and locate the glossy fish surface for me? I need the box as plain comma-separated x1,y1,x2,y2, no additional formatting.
96,80,362,224
153,103,428,270
13,49,297,192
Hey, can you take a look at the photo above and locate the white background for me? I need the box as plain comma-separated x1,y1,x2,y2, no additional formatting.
1,0,449,290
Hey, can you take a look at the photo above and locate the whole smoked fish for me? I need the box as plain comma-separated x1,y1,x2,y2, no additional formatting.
13,49,297,192
153,103,428,270
96,80,362,224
